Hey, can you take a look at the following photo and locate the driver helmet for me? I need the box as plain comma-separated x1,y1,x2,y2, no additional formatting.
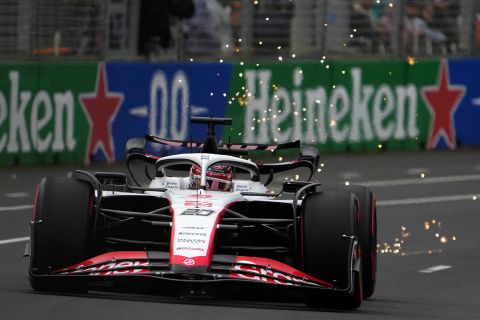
189,164,233,191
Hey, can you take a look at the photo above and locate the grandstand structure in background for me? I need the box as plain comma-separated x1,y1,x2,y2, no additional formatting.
0,0,478,61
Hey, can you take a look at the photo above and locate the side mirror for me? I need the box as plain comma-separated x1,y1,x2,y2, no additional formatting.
126,138,146,155
282,181,311,193
299,145,320,169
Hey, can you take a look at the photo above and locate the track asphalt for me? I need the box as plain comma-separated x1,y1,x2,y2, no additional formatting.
0,149,479,320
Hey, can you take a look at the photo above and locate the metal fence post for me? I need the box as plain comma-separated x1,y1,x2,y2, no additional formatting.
30,0,35,60
103,0,110,61
318,0,329,58
176,21,186,62
391,0,405,59
240,0,252,59
469,0,478,56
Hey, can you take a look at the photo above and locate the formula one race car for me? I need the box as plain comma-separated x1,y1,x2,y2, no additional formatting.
27,117,377,310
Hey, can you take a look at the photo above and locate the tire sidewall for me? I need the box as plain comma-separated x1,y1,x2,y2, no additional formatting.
323,184,377,298
30,177,93,275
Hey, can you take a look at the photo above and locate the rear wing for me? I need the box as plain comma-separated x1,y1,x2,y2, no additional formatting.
125,116,319,185
143,134,301,153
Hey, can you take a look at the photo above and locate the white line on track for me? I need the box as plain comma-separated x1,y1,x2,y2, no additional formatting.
405,168,430,176
403,249,443,256
5,192,29,198
377,194,478,206
359,174,480,187
418,265,452,273
0,205,33,212
340,172,362,179
0,236,29,245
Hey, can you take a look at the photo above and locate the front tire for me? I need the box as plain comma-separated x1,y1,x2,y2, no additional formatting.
324,184,377,298
29,177,93,292
348,185,377,299
302,190,362,309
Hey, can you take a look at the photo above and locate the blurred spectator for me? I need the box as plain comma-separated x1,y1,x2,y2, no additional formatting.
138,0,195,57
184,0,233,55
372,0,393,52
228,0,243,53
403,0,420,52
415,4,447,43
414,3,447,51
380,3,395,49
350,0,383,53
432,0,459,52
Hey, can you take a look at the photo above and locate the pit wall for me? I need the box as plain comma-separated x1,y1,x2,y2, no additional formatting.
0,59,479,165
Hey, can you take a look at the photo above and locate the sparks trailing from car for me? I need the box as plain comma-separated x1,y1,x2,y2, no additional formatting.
27,116,377,310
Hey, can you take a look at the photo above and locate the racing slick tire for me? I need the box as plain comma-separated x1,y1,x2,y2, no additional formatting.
29,177,93,292
345,185,377,299
302,190,362,310
324,184,377,299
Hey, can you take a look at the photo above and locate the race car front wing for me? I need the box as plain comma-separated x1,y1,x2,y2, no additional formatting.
28,237,359,298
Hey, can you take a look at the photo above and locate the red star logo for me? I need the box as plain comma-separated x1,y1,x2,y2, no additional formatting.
422,60,465,149
80,64,123,164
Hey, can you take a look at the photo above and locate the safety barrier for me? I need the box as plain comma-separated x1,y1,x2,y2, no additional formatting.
0,59,479,165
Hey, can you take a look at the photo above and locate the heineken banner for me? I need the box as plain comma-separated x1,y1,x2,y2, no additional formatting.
0,62,231,165
225,59,478,152
0,59,479,165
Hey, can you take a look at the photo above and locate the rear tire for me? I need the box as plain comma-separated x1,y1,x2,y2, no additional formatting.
29,177,93,292
302,190,362,309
